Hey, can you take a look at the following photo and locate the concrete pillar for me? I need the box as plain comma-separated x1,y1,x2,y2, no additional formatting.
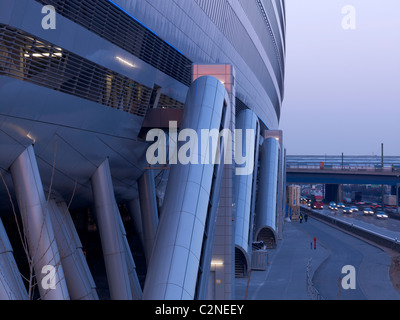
91,158,138,300
10,145,69,300
138,169,159,266
337,184,344,203
0,218,28,300
142,75,230,300
48,199,98,300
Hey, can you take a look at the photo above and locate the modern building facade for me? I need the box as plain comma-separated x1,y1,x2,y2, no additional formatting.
0,0,286,300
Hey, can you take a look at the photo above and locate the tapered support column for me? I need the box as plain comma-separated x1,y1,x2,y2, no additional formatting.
128,198,144,249
143,76,230,300
10,145,69,300
255,137,280,247
114,201,143,300
138,169,159,265
234,110,260,273
48,200,98,300
91,158,141,300
0,218,28,300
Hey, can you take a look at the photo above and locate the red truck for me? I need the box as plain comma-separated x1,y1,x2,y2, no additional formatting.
311,195,324,210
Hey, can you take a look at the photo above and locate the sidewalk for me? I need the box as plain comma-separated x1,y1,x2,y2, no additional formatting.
235,219,329,300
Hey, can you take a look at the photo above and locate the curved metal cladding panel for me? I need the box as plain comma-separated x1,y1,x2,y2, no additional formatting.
110,0,284,129
143,76,229,300
10,146,70,300
255,137,280,234
0,218,28,300
234,110,260,259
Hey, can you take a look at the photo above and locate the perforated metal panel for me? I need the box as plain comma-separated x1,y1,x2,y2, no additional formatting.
0,24,152,117
35,0,193,87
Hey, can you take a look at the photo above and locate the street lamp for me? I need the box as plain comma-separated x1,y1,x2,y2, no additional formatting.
381,143,384,207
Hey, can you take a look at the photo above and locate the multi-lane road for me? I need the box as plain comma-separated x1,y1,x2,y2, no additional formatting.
303,203,400,241
235,208,400,300
300,217,400,300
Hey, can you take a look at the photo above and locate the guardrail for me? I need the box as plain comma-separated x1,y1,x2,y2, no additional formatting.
287,165,400,175
301,207,400,253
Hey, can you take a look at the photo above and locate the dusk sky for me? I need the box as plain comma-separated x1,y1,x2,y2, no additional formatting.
279,0,400,156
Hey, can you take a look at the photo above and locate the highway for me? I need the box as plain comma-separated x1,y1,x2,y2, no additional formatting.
235,215,400,300
304,204,400,241
300,203,400,299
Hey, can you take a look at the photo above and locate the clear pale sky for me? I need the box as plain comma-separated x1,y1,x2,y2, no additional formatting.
279,0,400,156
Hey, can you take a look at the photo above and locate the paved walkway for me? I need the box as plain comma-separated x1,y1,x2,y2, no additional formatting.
235,216,400,300
235,218,329,300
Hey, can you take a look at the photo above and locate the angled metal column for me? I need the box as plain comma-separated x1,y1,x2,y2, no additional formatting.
48,199,98,300
264,130,284,239
114,201,143,300
234,110,260,272
143,76,230,300
255,137,280,245
0,218,28,300
193,64,236,300
127,198,144,250
10,145,69,300
138,169,159,265
91,158,141,300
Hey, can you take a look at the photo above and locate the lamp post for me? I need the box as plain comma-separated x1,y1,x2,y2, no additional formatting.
381,143,384,207
341,152,344,170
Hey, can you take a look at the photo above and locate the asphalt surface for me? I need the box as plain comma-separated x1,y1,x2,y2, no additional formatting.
236,217,400,300
317,204,400,238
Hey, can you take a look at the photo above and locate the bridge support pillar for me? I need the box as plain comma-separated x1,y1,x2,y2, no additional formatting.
325,184,343,203
142,75,231,300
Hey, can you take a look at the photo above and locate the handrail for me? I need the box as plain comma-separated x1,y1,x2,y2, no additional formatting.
301,207,400,253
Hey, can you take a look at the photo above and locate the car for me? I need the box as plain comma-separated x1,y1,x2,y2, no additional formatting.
363,208,374,215
329,204,338,210
376,211,388,219
370,203,380,209
300,197,308,204
329,202,337,206
313,202,324,209
337,203,345,208
350,206,359,212
343,207,353,214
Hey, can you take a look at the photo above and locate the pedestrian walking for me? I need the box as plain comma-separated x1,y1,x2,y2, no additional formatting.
299,214,303,224
304,214,308,222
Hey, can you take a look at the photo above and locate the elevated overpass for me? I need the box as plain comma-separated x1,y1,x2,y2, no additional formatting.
286,166,400,185
286,155,400,185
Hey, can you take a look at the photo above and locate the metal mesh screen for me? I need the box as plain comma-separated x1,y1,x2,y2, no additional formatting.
35,0,193,87
0,24,152,117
